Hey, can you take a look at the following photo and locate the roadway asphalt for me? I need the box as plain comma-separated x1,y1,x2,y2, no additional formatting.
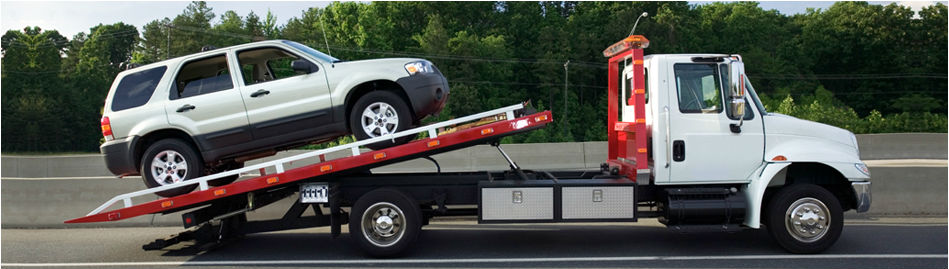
2,219,946,268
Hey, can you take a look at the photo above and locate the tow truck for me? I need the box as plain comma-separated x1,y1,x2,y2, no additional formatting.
68,35,871,256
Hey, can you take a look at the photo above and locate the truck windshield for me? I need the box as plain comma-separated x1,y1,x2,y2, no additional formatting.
744,75,767,115
283,41,341,63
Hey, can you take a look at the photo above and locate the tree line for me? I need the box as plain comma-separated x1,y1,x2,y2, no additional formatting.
2,1,946,152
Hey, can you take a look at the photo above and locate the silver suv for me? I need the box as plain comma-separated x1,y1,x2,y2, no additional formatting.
100,40,448,197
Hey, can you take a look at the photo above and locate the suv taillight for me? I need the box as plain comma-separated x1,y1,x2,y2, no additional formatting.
101,116,114,141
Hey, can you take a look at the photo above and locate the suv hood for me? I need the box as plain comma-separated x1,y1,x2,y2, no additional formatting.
765,113,857,149
333,58,424,68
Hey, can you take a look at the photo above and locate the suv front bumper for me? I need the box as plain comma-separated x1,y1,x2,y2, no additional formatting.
852,181,871,213
101,136,139,176
396,72,450,119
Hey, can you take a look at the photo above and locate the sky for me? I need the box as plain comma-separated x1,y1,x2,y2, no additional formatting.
0,1,942,38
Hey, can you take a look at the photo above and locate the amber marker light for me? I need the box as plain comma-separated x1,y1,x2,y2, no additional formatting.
320,165,333,172
266,177,280,184
534,114,548,122
481,128,494,135
427,140,440,147
373,152,387,160
161,201,174,208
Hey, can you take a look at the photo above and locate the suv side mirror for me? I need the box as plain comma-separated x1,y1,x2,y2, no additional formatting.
728,59,746,133
292,59,315,73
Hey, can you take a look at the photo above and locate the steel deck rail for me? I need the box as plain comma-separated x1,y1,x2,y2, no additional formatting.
66,104,553,223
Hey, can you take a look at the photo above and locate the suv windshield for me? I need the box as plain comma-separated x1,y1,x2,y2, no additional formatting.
283,41,340,63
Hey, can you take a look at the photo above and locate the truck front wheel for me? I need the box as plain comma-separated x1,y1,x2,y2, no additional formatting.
349,188,421,257
765,184,843,254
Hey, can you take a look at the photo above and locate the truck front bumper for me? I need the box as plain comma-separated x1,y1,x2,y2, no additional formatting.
852,181,871,213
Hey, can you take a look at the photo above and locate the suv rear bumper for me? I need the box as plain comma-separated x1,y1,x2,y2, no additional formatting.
101,136,139,176
397,73,450,119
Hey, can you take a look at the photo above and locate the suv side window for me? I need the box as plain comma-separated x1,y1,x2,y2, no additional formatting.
237,47,316,86
674,63,722,114
112,66,167,111
171,54,233,99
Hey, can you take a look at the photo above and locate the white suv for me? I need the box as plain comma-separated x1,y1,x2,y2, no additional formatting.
100,40,448,197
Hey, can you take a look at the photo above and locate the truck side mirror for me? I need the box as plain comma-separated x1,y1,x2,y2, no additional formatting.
728,60,746,133
292,59,315,73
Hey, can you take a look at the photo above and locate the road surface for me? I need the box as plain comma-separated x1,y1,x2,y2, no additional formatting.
2,219,946,268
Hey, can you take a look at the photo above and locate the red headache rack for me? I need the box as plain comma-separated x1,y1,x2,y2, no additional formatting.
67,103,552,223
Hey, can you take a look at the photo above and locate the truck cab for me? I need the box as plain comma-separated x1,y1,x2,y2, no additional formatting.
609,36,871,252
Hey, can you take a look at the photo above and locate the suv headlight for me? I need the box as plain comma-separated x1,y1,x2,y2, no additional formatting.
404,61,435,75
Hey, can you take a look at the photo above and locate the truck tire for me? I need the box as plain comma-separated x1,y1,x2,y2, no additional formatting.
765,184,843,254
349,188,421,257
350,91,413,150
208,162,244,187
140,138,202,197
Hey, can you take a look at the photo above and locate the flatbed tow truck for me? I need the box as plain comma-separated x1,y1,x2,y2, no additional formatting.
68,35,871,257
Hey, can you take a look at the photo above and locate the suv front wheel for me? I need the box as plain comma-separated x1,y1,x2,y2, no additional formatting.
140,138,202,197
350,91,413,150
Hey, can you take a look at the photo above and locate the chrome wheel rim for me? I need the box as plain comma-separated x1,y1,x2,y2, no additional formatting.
785,197,830,243
360,102,399,137
150,150,188,185
361,202,405,247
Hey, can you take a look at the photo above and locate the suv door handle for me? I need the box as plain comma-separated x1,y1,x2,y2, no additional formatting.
176,104,195,113
673,140,685,162
250,89,270,98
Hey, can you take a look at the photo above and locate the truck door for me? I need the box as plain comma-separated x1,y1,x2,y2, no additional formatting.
663,61,764,183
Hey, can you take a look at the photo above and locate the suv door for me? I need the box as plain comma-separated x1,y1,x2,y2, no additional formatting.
235,46,332,140
664,61,764,183
164,53,252,153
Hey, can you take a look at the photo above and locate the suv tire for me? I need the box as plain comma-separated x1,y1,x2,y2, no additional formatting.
350,91,413,150
140,138,202,197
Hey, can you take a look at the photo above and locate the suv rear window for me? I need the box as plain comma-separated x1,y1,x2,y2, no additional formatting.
111,66,167,111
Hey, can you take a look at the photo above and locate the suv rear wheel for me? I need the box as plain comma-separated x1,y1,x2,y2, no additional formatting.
350,91,413,150
140,138,202,197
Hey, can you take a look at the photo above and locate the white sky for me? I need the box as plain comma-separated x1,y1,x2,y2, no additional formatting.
0,1,942,38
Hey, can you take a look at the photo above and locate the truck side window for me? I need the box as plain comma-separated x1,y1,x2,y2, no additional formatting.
237,47,316,86
171,55,233,100
674,64,722,114
112,66,167,111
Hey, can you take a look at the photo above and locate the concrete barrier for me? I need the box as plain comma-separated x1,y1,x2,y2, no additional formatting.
1,134,946,228
3,133,945,178
857,133,947,160
1,166,945,228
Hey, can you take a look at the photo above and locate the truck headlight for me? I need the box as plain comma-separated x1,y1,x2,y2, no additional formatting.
404,61,435,75
855,163,870,177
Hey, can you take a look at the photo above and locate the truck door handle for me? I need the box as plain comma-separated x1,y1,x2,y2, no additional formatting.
673,140,685,162
176,104,195,113
250,89,270,98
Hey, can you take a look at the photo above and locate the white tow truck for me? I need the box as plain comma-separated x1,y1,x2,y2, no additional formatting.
69,35,871,256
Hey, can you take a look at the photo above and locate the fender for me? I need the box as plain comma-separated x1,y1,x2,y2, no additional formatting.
742,162,790,228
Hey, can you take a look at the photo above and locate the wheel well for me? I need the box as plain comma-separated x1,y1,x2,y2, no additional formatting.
764,162,855,211
134,129,202,171
344,80,415,132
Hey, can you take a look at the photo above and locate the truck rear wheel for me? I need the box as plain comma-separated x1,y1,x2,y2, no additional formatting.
349,188,421,257
766,184,843,254
140,138,202,197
